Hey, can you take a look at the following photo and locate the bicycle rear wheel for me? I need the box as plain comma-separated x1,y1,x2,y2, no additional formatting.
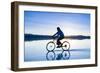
46,41,55,51
62,41,70,51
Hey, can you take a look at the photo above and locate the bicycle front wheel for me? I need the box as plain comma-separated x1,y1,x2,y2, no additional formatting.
62,41,70,51
46,41,55,51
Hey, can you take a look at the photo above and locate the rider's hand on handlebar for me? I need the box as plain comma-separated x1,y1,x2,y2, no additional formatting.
52,36,55,39
52,36,57,39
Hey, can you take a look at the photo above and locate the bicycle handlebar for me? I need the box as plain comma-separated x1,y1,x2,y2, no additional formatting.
52,36,57,40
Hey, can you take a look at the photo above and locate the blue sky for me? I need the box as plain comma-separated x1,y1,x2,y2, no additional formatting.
24,11,90,36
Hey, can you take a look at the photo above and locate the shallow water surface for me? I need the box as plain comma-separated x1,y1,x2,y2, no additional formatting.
24,39,90,62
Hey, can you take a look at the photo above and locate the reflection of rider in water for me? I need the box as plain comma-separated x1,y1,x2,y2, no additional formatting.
53,27,64,48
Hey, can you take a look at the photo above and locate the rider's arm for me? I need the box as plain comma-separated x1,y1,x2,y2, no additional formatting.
53,32,58,37
52,32,59,39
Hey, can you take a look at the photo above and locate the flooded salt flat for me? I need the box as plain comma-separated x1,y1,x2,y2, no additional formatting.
24,39,90,62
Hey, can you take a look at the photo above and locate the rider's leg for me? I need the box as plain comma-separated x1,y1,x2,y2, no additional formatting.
57,38,61,46
57,38,62,48
57,36,64,48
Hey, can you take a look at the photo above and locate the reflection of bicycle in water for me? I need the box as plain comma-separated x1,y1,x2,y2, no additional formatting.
46,39,70,51
46,51,70,60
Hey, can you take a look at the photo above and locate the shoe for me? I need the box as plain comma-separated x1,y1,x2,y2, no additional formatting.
56,46,60,48
56,45,62,48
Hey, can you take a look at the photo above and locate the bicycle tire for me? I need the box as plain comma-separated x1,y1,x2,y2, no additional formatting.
46,41,55,51
62,41,70,51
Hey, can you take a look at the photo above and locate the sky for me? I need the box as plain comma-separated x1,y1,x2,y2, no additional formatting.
24,11,90,36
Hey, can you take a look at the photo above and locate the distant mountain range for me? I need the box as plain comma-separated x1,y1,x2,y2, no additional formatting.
24,34,90,41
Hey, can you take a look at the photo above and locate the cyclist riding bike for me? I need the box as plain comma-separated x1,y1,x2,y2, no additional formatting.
53,27,64,48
